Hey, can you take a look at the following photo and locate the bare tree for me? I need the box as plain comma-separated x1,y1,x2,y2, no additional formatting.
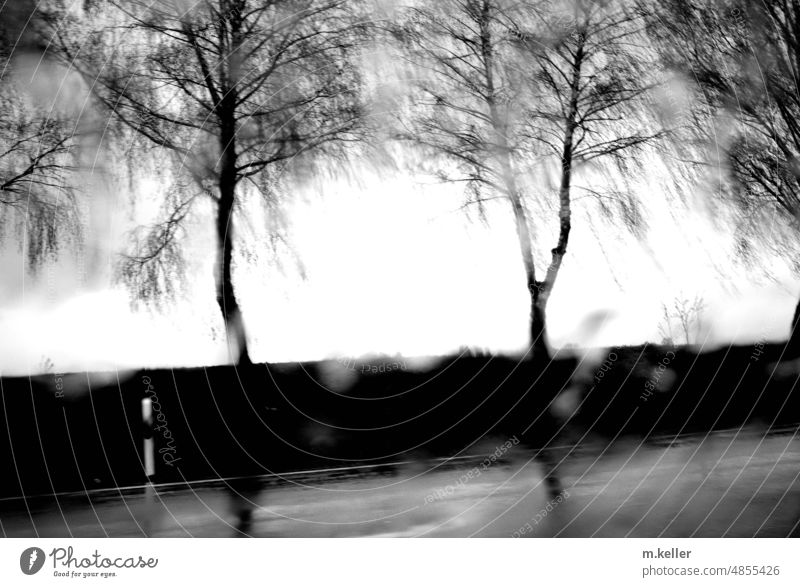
0,7,81,270
657,303,675,346
648,0,800,355
659,294,706,346
391,0,661,358
43,0,366,365
514,0,663,340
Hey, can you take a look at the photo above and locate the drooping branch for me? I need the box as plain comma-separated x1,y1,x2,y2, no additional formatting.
0,56,82,269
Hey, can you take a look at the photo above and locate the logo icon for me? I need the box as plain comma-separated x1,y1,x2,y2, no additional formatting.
20,547,46,575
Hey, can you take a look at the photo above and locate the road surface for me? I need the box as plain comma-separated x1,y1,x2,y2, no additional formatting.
2,426,799,537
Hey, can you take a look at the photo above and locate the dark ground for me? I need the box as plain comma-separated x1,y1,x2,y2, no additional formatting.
1,426,798,537
1,342,799,536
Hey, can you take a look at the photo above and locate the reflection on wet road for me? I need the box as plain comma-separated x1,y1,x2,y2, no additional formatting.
3,427,799,537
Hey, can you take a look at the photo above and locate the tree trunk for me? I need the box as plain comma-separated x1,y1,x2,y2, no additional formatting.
216,77,250,365
214,7,250,366
538,33,585,347
478,0,549,359
215,171,251,366
530,283,549,360
787,295,800,359
509,195,550,360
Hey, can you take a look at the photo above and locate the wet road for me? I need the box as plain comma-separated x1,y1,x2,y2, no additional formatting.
2,426,800,537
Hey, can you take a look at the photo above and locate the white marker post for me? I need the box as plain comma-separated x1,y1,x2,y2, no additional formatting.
141,396,156,536
141,397,155,478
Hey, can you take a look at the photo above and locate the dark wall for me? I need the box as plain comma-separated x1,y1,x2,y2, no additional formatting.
1,345,797,499
0,373,144,498
0,356,571,498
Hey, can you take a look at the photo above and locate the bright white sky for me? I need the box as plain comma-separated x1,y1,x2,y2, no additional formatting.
1,154,798,376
